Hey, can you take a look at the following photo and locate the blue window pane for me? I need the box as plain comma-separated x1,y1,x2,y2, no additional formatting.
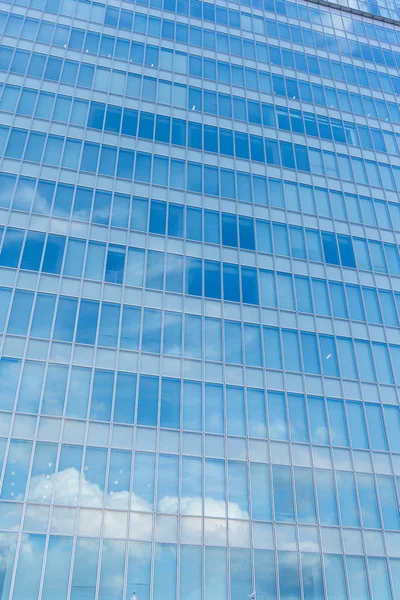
76,300,99,345
137,375,159,426
20,231,45,270
7,290,34,335
105,245,125,284
0,358,21,410
42,234,65,274
90,370,114,421
0,228,24,267
30,293,56,339
114,372,136,424
160,378,180,428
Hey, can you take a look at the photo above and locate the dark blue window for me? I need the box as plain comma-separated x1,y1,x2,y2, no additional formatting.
223,263,240,302
0,228,24,267
20,231,45,271
322,232,340,265
105,245,125,284
150,200,167,235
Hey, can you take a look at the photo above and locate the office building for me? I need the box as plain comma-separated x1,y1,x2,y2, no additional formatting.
0,0,400,597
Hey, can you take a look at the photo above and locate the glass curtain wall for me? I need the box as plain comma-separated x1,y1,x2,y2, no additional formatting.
0,0,400,597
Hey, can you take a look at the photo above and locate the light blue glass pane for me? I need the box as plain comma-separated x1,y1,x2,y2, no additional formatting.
250,463,272,520
315,471,339,525
295,467,317,523
65,366,91,419
7,290,34,335
263,327,282,369
127,542,151,600
114,372,136,424
30,293,56,338
288,394,308,442
0,358,21,410
154,544,177,600
183,381,202,431
327,399,349,446
383,406,400,452
377,476,400,530
180,546,202,600
308,396,329,444
368,558,392,600
324,555,348,600
81,447,107,506
98,303,120,347
12,534,45,600
1,439,32,500
99,540,125,600
365,404,388,450
225,321,242,364
205,459,225,512
0,533,17,600
337,472,360,527
389,559,400,600
278,551,301,599
205,383,224,434
226,386,245,436
301,553,325,600
71,538,99,600
160,378,180,429
346,556,370,600
42,364,69,415
90,370,114,421
17,361,45,413
182,456,201,514
273,466,295,522
247,389,267,438
357,473,381,528
268,391,288,440
255,549,276,598
230,549,252,600
205,317,222,361
137,375,158,427
205,547,227,600
347,402,369,449
41,536,73,600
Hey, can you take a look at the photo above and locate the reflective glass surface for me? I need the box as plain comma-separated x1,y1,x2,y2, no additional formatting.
1,0,400,597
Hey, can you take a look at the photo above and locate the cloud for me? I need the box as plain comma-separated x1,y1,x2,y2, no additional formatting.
25,467,250,542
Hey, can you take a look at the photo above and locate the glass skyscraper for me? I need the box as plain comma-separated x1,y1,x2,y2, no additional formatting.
2,0,400,595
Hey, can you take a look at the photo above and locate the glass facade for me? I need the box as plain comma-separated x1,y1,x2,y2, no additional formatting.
1,0,400,596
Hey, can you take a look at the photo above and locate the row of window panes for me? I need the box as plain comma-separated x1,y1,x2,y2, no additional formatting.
0,439,400,536
4,80,399,158
3,79,400,154
10,0,400,54
14,0,400,44
5,255,400,326
3,504,400,552
4,15,400,101
3,42,400,131
1,222,400,297
2,209,400,284
3,123,400,198
0,533,399,600
3,26,400,104
1,431,400,531
4,4,400,75
1,284,400,382
1,169,400,238
1,357,400,452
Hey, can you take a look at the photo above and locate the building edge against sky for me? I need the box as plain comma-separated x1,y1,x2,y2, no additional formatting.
1,0,400,597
